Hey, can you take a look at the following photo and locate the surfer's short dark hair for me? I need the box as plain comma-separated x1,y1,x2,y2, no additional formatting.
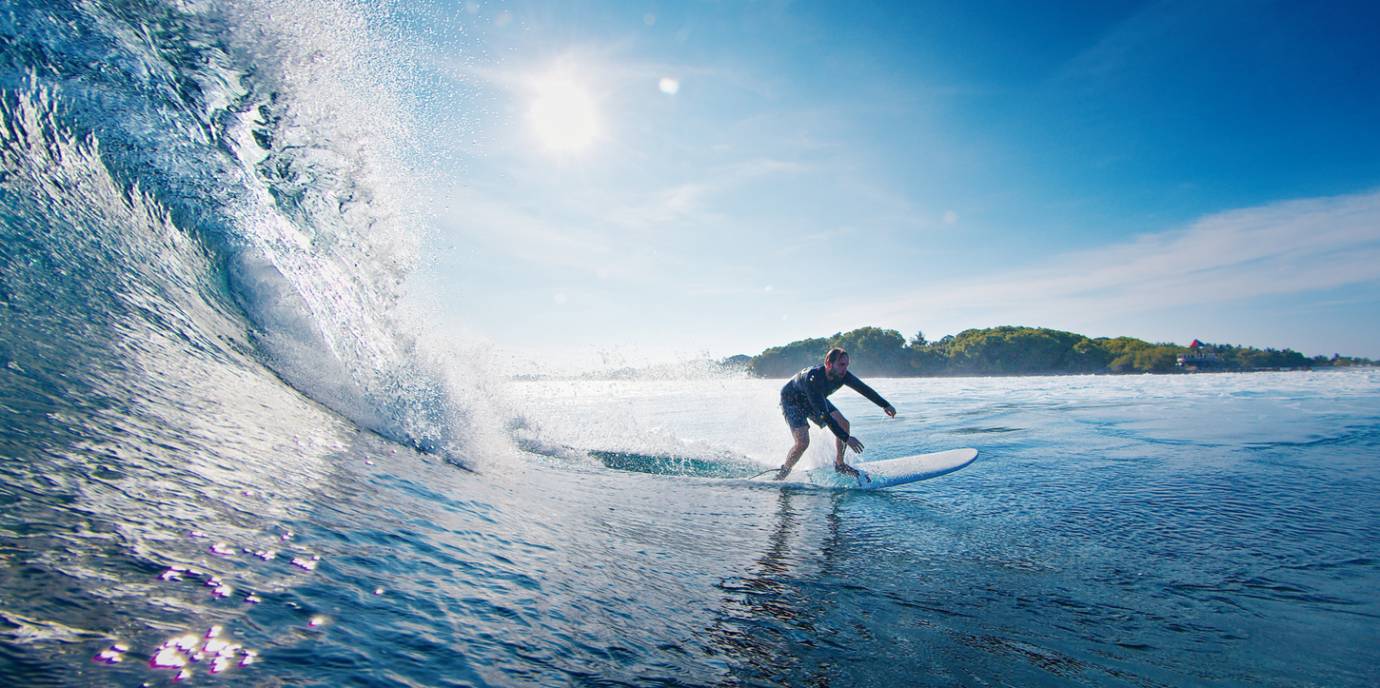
825,347,848,364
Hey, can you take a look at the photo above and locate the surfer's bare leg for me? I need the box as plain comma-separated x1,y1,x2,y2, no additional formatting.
831,411,860,477
776,426,810,479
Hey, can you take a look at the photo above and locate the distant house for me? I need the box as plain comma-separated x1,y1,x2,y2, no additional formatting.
1177,339,1222,370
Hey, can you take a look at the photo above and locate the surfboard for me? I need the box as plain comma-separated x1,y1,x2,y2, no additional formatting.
754,447,978,490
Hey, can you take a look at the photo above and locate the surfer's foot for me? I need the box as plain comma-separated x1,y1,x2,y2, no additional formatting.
773,466,790,481
834,463,859,478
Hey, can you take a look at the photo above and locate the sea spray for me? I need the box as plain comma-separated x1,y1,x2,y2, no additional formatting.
0,0,506,461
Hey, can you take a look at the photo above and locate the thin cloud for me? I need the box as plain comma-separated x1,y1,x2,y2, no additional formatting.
859,189,1380,329
606,157,809,229
436,186,656,282
1052,1,1191,85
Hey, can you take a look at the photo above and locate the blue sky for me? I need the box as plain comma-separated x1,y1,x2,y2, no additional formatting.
398,1,1380,370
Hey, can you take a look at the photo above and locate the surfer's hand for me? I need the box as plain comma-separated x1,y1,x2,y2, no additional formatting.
846,436,864,454
883,405,896,418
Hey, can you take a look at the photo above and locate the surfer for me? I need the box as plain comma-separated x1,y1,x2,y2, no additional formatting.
775,347,896,480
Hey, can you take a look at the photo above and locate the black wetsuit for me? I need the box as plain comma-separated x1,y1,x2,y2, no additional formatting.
780,365,890,440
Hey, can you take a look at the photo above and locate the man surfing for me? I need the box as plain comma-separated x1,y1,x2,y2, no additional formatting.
775,347,896,480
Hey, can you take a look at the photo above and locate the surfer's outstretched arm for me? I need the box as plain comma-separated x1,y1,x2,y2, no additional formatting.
843,372,897,417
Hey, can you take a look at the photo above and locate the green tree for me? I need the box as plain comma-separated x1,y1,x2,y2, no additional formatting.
745,325,1365,377
747,337,829,378
830,327,910,376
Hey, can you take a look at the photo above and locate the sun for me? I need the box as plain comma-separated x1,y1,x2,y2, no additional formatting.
526,71,599,154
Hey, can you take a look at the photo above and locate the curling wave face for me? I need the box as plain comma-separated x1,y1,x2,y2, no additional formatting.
1,0,468,457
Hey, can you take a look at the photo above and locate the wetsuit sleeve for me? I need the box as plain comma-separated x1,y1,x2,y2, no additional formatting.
843,372,890,409
821,414,850,440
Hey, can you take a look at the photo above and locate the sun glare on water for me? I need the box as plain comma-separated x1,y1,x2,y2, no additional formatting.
527,71,599,154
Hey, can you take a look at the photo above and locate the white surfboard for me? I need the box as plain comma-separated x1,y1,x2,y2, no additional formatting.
755,448,978,490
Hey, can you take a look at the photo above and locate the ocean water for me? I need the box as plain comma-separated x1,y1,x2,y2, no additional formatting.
3,2,1379,686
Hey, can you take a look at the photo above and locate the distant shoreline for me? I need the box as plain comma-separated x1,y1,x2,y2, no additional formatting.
500,326,1375,381
508,364,1376,383
738,326,1376,379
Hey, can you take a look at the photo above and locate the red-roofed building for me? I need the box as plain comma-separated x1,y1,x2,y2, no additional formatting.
1178,339,1221,370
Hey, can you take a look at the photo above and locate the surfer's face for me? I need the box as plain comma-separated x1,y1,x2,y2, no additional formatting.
826,355,849,379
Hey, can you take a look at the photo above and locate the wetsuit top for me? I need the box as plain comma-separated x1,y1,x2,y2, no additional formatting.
781,365,890,440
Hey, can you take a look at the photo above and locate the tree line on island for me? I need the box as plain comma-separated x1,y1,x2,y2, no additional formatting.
726,326,1376,378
